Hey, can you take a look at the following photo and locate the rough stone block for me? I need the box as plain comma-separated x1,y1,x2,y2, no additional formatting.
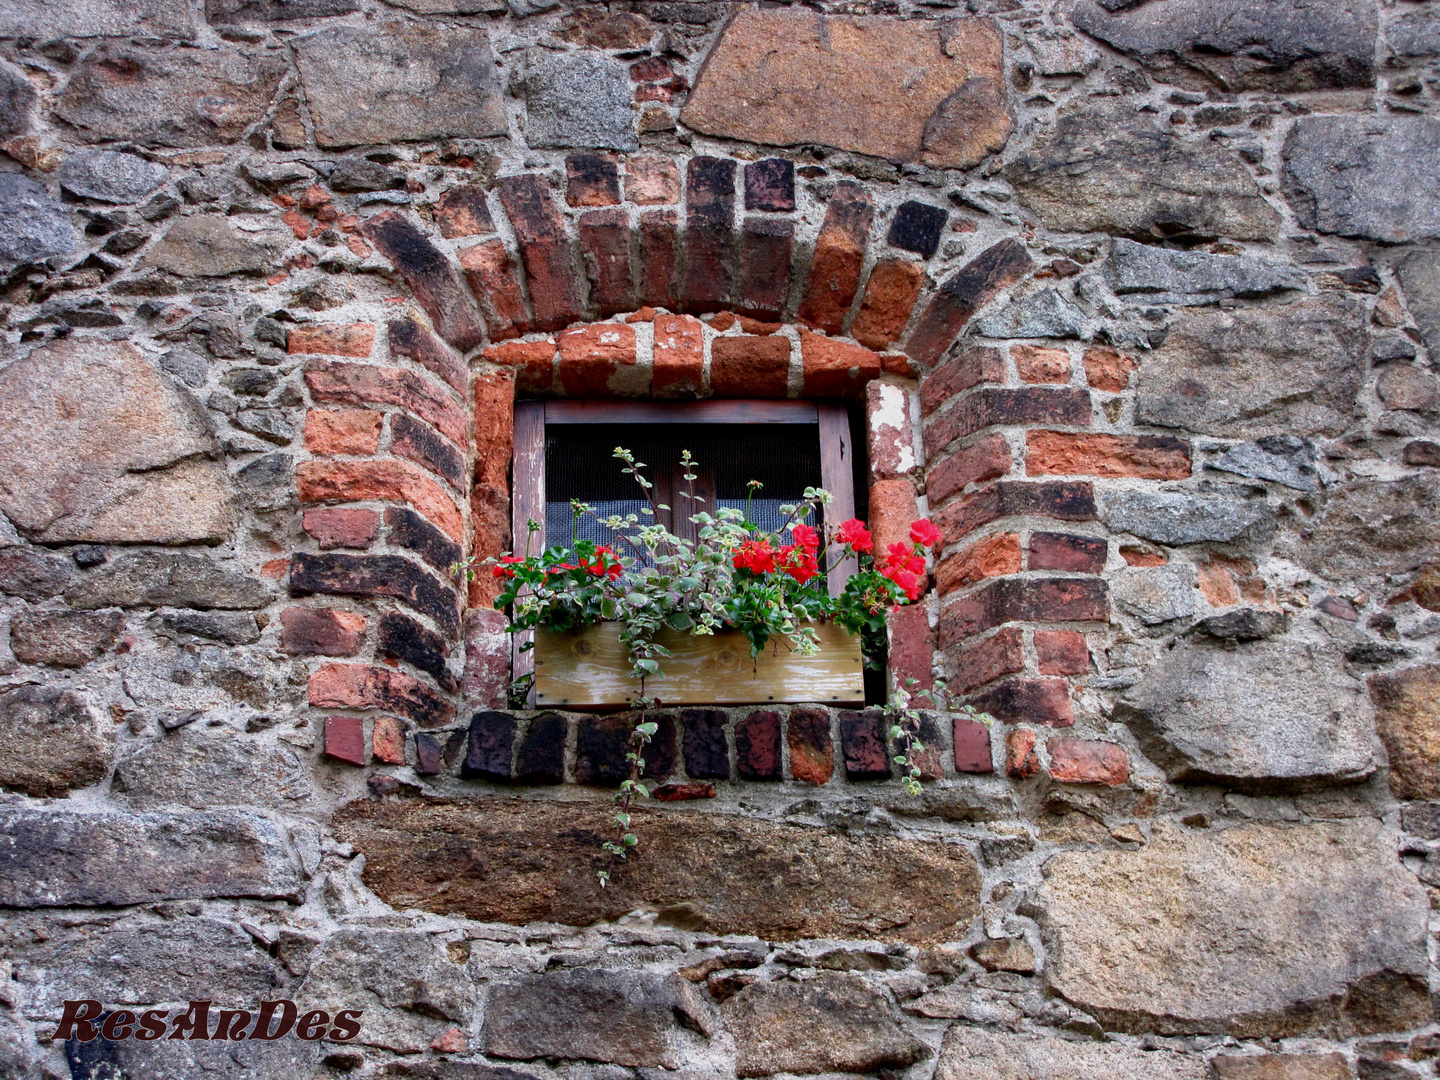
0,685,113,798
1098,488,1274,548
9,610,122,667
66,552,269,611
1369,664,1440,800
0,174,74,270
934,1026,1205,1080
524,52,638,151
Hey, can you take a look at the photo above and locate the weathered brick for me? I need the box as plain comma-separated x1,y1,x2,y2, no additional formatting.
936,532,1022,595
378,610,456,692
575,713,631,786
388,319,467,397
1047,737,1129,786
462,711,516,782
485,338,556,395
640,713,678,783
324,715,366,766
971,677,1073,726
920,345,1005,417
744,158,794,211
385,506,462,578
933,480,1096,544
626,155,680,205
1012,344,1071,385
297,459,462,544
949,625,1025,693
578,207,633,316
797,181,873,334
939,577,1109,645
787,706,834,785
839,708,890,780
886,200,947,260
925,388,1092,458
886,603,934,693
558,322,639,396
461,607,509,710
280,606,366,657
517,712,567,784
639,209,680,310
361,212,485,352
304,409,381,456
926,433,1011,506
303,507,379,550
1035,629,1088,676
390,413,465,489
800,331,880,399
684,157,737,314
1026,431,1191,480
434,184,495,239
287,323,375,358
735,710,782,780
652,312,704,398
891,711,945,781
415,731,444,775
468,496,511,611
867,380,917,482
1081,345,1136,393
906,239,1034,367
736,217,793,320
309,662,456,728
566,153,621,207
681,707,730,780
1006,727,1040,779
473,368,515,556
851,258,925,352
372,715,407,766
496,174,584,332
1028,532,1106,575
651,782,717,801
459,239,530,342
305,359,466,446
290,552,459,637
710,335,790,398
954,715,994,773
868,477,920,566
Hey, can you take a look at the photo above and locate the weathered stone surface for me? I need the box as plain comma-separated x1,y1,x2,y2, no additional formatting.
1098,489,1275,547
0,805,302,906
1212,435,1319,492
56,45,285,148
1209,1054,1354,1080
935,1026,1205,1080
9,610,122,667
1191,608,1290,644
123,646,299,718
1370,664,1440,801
972,288,1087,340
0,175,74,270
1068,0,1377,93
376,1064,543,1080
108,1037,320,1080
0,59,35,138
0,685,112,798
1117,642,1376,792
1039,820,1429,1037
724,974,927,1078
682,10,1010,169
524,51,637,152
1110,563,1198,625
112,727,314,809
0,547,77,602
486,968,714,1068
0,340,234,544
0,0,193,37
59,150,168,204
1105,238,1304,306
66,552,269,610
1279,475,1440,578
1284,116,1440,243
1397,248,1440,359
207,0,358,21
1136,295,1366,438
1005,106,1280,241
296,23,505,148
146,214,286,277
336,798,982,944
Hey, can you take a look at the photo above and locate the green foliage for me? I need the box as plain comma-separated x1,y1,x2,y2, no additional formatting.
884,679,994,796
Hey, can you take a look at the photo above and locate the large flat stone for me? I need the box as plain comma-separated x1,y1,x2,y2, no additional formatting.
524,51,636,151
934,1026,1205,1080
1117,642,1377,793
1396,250,1440,358
1038,820,1430,1038
296,22,506,148
1068,0,1376,93
1277,475,1440,578
66,552,270,610
1104,238,1304,306
0,0,194,38
0,175,74,271
1098,488,1275,547
0,339,234,544
109,1038,319,1080
1370,664,1440,801
59,150,169,204
1135,294,1367,439
681,10,1011,169
335,798,982,944
0,685,112,798
112,726,315,809
144,214,286,277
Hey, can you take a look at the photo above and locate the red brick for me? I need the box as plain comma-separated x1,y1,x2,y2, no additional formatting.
291,552,460,637
1012,344,1071,385
652,782,718,802
308,662,456,728
683,157,736,314
739,316,782,336
949,625,1025,693
653,312,704,398
324,716,366,767
1082,345,1137,393
434,185,494,239
851,258,925,352
459,239,530,342
787,706,834,785
303,507,379,550
869,478,919,566
361,212,485,352
468,498,509,611
939,577,1109,646
639,209,680,310
710,335,790,398
578,208,633,317
281,607,367,656
1026,431,1191,480
866,380,917,482
1006,727,1040,779
1120,546,1167,567
798,182,873,335
936,533,1022,595
954,715,994,773
372,715,407,765
933,480,1096,545
1198,562,1240,608
304,409,381,456
297,459,463,543
839,709,890,780
881,352,915,377
474,371,515,495
1047,737,1129,786
736,217,793,319
305,360,466,447
484,338,556,395
731,710,780,780
1028,532,1107,574
388,319,466,397
565,153,621,207
558,323,639,396
920,345,1005,417
390,413,465,489
496,174,584,332
287,323,375,358
925,388,1092,459
462,608,509,709
1035,629,1089,676
926,433,1011,506
886,603,934,694
973,677,1073,726
905,239,1034,367
800,331,880,399
627,156,680,205
281,209,310,240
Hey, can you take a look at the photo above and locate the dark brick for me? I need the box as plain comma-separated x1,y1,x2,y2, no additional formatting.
683,157,737,313
517,712,567,784
736,217,794,319
887,201,947,260
939,577,1109,645
1028,532,1107,574
360,212,485,352
639,209,680,311
787,705,834,785
324,716,366,767
969,677,1073,726
839,708,891,780
652,782,717,801
889,711,944,781
681,707,730,780
575,713,632,786
377,610,456,692
279,606,366,657
953,716,994,773
641,712,678,783
385,507,463,578
387,319,466,397
906,239,1034,367
434,184,495,239
798,181,873,335
389,413,465,490
920,344,1006,417
289,552,459,637
566,153,621,207
686,156,736,229
496,174,584,332
578,207,633,316
459,239,530,342
461,710,515,782
444,729,467,766
924,387,1092,458
415,731,444,775
744,158,794,212
735,710,782,780
933,481,1097,544
308,662,455,728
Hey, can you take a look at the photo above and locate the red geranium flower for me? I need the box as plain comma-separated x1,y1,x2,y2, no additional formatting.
910,519,942,548
778,544,819,584
492,554,525,579
791,523,819,554
733,539,777,575
579,546,623,580
836,518,873,553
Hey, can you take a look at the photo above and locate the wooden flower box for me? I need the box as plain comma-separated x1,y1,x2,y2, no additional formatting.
532,622,864,709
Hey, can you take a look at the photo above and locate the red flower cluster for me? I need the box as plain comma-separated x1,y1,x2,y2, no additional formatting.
777,523,820,583
835,518,873,553
492,554,525,579
879,519,942,602
733,539,777,575
910,519,942,548
579,546,623,580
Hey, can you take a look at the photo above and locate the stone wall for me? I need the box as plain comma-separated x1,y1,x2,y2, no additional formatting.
2,1,1440,1078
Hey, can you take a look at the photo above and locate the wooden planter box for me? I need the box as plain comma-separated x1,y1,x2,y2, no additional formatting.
533,622,865,709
